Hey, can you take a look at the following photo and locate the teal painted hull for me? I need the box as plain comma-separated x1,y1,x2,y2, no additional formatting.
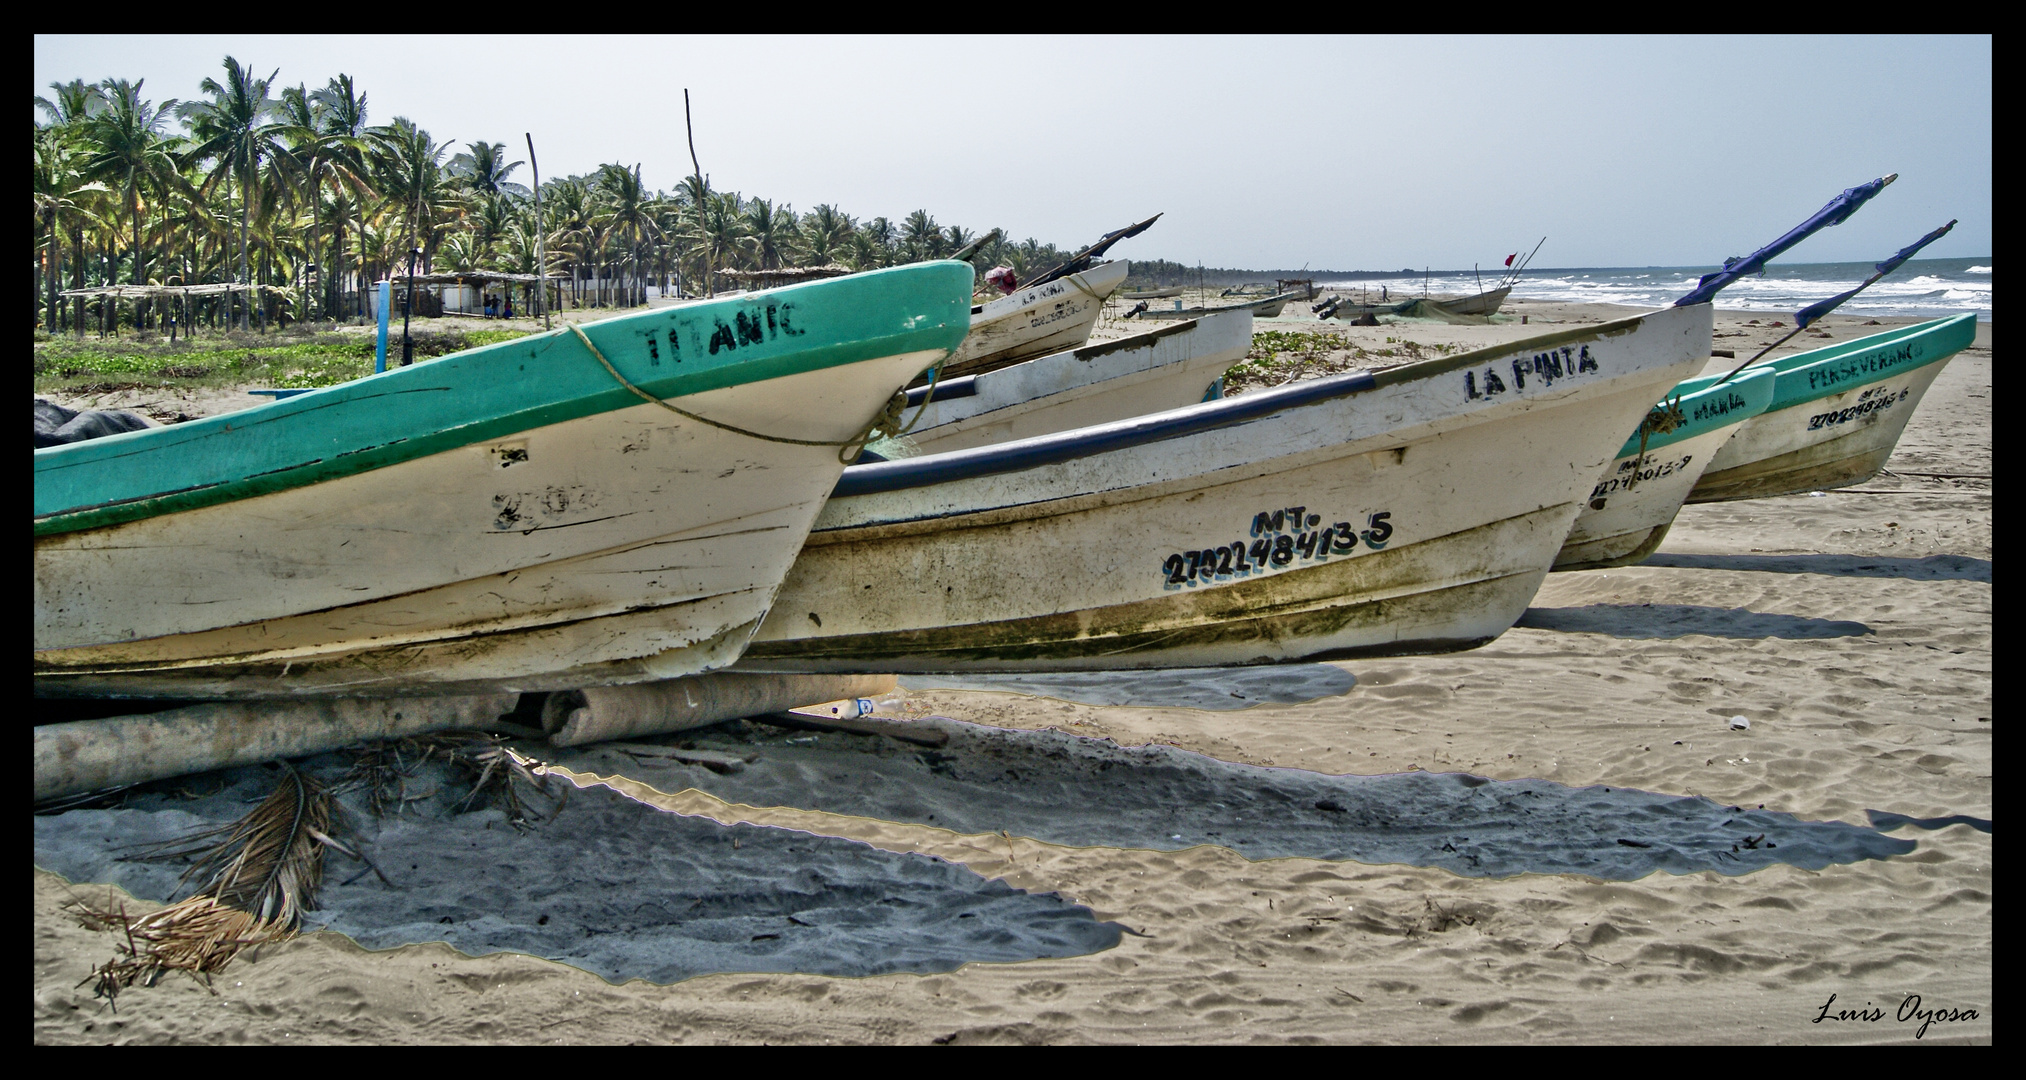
36,264,976,698
1689,314,1978,503
1614,363,1778,459
36,262,975,537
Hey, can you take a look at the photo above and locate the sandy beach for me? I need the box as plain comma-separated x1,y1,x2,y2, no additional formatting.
35,300,1991,1044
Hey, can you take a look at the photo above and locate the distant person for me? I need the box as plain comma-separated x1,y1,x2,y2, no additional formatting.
1382,286,1388,302
504,295,514,319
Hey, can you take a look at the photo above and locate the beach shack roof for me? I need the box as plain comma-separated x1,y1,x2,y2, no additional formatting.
391,271,562,285
717,265,853,286
58,282,293,300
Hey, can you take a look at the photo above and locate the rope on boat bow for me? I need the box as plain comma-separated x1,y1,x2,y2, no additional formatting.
1625,394,1687,492
567,323,943,464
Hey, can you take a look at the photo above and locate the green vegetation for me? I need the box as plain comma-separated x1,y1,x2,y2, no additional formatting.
34,60,1088,343
1225,330,1352,383
33,327,535,393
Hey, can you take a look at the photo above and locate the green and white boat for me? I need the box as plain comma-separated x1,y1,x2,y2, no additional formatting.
1553,364,1777,571
35,262,975,699
1687,313,1978,503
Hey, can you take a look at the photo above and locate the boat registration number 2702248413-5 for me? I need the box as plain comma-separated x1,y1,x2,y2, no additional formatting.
1161,506,1395,588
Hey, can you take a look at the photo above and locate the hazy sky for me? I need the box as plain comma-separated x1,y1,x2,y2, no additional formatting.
34,35,1991,271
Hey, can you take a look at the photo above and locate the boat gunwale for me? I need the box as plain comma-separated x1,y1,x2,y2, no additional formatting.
832,311,1662,499
34,263,976,537
1612,364,1777,459
1681,313,1975,417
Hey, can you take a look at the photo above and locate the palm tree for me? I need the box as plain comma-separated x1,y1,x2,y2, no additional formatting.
597,162,656,306
853,216,897,271
84,80,184,329
368,117,462,291
900,209,942,263
742,197,799,272
180,57,298,329
797,203,854,267
449,140,525,199
34,124,110,335
311,75,373,317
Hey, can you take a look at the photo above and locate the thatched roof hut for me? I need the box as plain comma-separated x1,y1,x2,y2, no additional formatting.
716,265,853,289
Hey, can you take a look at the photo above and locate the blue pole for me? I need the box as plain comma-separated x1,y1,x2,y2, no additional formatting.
374,280,391,373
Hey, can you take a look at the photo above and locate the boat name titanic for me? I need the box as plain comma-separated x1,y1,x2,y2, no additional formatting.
635,300,812,364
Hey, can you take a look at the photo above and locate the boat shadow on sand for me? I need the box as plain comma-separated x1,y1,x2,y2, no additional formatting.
33,759,1126,986
1515,604,1873,640
901,663,1358,711
543,715,1916,884
1639,552,1991,583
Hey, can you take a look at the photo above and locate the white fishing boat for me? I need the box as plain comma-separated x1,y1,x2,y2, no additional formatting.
1553,365,1777,571
732,304,1713,673
1134,289,1304,322
888,311,1251,457
944,258,1131,379
35,263,976,699
1687,314,1979,503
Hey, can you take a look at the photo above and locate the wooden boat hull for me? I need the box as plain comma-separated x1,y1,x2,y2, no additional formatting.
1687,314,1977,503
1120,287,1182,300
900,312,1251,456
1432,286,1512,316
1553,365,1776,571
35,264,975,699
1135,290,1302,321
733,305,1713,673
946,260,1130,379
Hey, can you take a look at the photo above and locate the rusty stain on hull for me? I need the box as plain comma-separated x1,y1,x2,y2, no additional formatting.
1551,522,1674,573
1688,443,1895,504
36,604,765,700
740,507,1562,672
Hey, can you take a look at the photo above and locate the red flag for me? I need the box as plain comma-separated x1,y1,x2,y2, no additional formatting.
1505,253,1517,267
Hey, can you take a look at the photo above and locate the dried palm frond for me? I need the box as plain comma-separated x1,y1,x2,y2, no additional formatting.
334,731,563,828
66,763,377,1007
445,735,564,829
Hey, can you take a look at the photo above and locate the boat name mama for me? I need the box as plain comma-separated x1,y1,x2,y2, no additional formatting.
1463,345,1600,401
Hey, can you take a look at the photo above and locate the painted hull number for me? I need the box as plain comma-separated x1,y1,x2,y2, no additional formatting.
1591,453,1693,498
1808,385,1908,430
1160,507,1395,587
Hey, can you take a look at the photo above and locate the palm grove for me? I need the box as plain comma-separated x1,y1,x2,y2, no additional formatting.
34,57,1081,338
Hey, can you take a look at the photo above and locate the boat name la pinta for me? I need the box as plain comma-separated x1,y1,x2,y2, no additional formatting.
1463,344,1601,400
637,300,811,364
1808,384,1908,431
1805,341,1923,392
1161,507,1395,587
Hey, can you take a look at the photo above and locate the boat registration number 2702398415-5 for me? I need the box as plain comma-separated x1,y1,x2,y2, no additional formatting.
1161,506,1395,587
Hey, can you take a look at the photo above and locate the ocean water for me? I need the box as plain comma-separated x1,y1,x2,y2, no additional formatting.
1318,258,1991,321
